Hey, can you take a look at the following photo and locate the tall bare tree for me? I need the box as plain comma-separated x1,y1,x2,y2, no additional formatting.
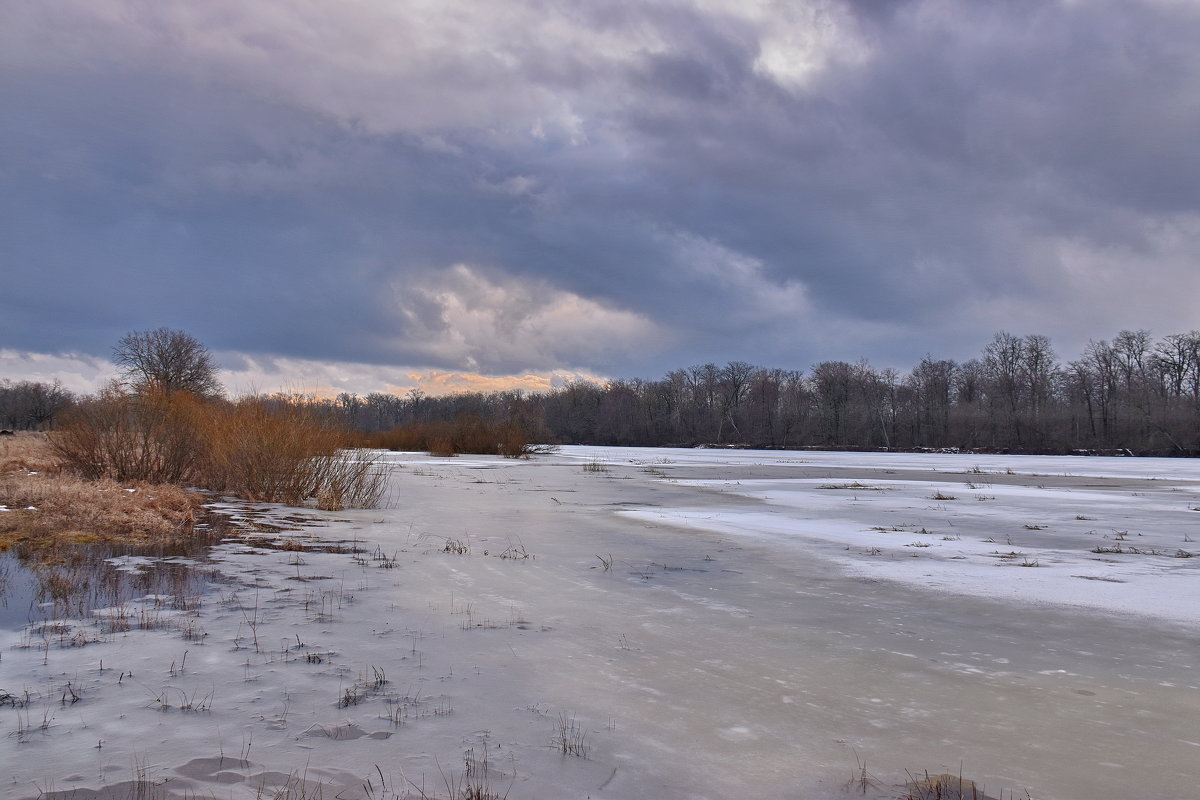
112,327,223,398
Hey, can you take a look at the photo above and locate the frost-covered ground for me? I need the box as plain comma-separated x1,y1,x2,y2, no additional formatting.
1,447,1198,800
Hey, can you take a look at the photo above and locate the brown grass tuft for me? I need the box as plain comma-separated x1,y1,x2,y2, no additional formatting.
1,394,392,552
901,771,990,800
1,431,203,550
0,472,200,549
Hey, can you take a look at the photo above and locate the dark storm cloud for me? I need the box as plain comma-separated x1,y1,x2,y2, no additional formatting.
2,0,1198,391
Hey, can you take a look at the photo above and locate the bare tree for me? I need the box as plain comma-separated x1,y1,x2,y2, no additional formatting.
0,379,74,429
1020,334,1059,441
907,356,957,445
809,360,854,445
1154,331,1200,404
22,380,73,429
716,361,756,442
112,327,223,397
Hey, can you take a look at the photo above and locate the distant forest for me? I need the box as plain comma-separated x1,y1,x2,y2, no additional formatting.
4,329,1199,456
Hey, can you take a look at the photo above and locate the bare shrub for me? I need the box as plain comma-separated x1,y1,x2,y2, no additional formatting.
371,424,428,452
198,398,387,510
198,398,339,504
51,386,206,484
551,712,588,757
368,414,545,458
495,423,530,458
51,392,387,511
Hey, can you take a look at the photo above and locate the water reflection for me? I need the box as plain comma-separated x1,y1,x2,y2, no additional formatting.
0,503,360,638
0,535,225,634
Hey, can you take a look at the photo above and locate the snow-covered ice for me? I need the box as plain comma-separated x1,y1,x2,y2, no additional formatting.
1,447,1198,799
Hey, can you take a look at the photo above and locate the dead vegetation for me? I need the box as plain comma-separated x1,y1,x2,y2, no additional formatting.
2,389,389,552
819,481,882,490
198,399,387,509
551,712,589,758
51,391,388,510
898,769,1030,800
365,413,552,459
0,430,59,474
1,433,201,550
847,757,1021,800
901,771,981,800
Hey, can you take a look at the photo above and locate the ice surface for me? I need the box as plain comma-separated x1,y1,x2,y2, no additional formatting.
1,447,1198,799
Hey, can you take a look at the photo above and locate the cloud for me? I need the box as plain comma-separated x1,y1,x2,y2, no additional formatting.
0,351,117,394
3,0,1199,389
0,343,608,400
399,370,606,397
216,352,605,398
385,264,666,373
752,1,871,89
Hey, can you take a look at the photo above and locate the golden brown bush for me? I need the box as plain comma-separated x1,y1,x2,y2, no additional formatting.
366,414,539,458
51,387,206,484
50,392,387,511
196,398,387,509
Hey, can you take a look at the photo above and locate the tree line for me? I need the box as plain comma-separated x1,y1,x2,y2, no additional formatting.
321,329,1200,456
5,328,1199,455
0,379,72,431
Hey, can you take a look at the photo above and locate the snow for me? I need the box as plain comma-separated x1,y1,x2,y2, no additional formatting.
1,447,1199,800
614,472,1200,626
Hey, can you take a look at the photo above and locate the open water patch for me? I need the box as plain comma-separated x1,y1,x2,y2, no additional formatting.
0,541,227,634
0,500,351,633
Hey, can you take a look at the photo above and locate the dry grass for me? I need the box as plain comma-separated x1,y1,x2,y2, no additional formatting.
403,747,512,800
0,431,62,474
819,482,882,490
3,393,389,552
900,771,987,800
551,712,589,758
1,433,200,549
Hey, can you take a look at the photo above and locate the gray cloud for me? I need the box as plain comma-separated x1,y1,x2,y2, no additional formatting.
3,0,1198,391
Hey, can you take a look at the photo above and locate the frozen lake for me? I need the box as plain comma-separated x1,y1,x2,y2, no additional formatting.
1,447,1198,799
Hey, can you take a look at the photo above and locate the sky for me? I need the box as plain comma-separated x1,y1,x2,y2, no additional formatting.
2,0,1198,397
